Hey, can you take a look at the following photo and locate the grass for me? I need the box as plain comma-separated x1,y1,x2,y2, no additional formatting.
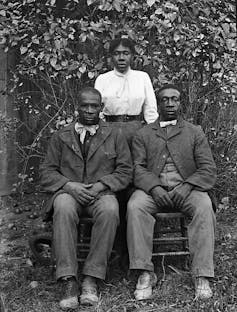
0,193,237,311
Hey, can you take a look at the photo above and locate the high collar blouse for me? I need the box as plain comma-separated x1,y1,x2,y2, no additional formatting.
94,68,158,124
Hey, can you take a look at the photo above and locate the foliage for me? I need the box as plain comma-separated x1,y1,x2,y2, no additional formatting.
0,0,236,198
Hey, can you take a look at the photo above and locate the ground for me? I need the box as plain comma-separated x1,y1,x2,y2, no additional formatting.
0,192,237,312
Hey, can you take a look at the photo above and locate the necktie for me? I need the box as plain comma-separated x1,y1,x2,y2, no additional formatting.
160,120,177,128
75,123,99,143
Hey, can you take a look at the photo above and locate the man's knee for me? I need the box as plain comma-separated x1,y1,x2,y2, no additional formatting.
189,192,215,220
127,197,139,217
53,193,78,219
127,190,148,219
97,195,120,221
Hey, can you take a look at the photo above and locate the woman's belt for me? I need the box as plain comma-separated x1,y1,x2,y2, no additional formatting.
105,114,142,122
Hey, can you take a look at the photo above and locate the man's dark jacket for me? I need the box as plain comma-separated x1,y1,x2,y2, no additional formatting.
40,121,133,220
132,118,217,194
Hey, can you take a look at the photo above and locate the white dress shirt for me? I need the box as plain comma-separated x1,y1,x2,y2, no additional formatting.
94,68,158,124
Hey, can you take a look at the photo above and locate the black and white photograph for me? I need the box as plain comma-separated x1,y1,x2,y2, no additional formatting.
0,0,236,311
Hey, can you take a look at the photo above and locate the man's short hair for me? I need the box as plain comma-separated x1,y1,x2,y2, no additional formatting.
157,84,181,98
78,87,102,104
109,38,135,55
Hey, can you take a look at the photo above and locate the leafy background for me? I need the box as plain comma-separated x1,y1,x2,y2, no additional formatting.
0,0,236,201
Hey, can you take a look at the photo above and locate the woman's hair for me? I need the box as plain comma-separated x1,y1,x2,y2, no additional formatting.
109,38,135,55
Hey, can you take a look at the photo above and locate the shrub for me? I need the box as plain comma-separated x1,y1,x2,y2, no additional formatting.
0,0,236,200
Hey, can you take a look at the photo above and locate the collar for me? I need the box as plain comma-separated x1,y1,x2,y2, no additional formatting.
75,122,99,133
113,67,131,77
75,122,99,143
159,120,177,128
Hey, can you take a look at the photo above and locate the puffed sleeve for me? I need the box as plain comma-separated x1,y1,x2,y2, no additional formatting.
94,74,104,94
143,73,158,124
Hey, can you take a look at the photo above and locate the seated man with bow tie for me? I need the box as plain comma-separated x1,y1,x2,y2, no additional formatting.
127,84,216,301
40,87,132,310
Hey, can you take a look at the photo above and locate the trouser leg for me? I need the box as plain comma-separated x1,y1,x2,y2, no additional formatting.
180,190,216,277
115,187,135,267
53,193,81,280
82,195,120,280
115,189,128,257
127,190,158,272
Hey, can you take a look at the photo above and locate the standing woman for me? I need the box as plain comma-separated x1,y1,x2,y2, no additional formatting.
94,37,158,147
94,37,158,266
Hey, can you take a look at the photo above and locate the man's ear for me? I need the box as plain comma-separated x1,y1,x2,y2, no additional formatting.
100,102,104,110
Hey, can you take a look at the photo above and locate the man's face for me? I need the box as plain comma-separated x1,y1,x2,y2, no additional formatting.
158,88,181,121
111,44,133,73
77,92,101,125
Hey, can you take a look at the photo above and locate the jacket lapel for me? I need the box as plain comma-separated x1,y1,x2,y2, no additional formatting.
59,123,83,159
152,121,167,140
87,122,112,160
167,119,184,139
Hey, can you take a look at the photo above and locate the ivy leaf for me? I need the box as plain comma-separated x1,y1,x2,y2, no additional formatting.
87,0,98,5
213,60,221,69
44,34,51,41
32,38,39,44
88,71,95,79
95,62,103,70
55,39,62,50
173,32,180,42
68,61,79,71
79,64,87,73
20,46,28,54
147,0,156,7
155,8,163,14
221,23,230,35
61,60,68,67
80,33,87,42
0,10,6,17
226,39,235,51
112,0,122,12
50,57,57,68
164,2,178,10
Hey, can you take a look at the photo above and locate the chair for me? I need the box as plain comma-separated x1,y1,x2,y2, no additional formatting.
77,217,119,265
29,217,118,266
77,217,93,262
152,212,190,263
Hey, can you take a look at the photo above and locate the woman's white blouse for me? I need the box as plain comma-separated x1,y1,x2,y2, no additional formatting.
94,68,158,124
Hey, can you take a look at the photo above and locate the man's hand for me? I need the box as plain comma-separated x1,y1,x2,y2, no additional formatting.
171,183,193,209
88,182,108,198
63,181,95,206
151,186,174,209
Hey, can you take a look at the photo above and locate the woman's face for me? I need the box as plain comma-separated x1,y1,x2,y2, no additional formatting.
111,44,133,73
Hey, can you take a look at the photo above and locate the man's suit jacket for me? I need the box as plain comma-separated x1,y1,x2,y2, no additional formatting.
40,121,133,220
132,118,217,194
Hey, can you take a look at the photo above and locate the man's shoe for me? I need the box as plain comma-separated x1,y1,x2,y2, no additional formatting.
59,277,79,310
134,271,157,300
195,277,213,300
80,276,99,306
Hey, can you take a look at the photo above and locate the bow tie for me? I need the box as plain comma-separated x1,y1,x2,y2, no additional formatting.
75,123,99,144
160,120,177,128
